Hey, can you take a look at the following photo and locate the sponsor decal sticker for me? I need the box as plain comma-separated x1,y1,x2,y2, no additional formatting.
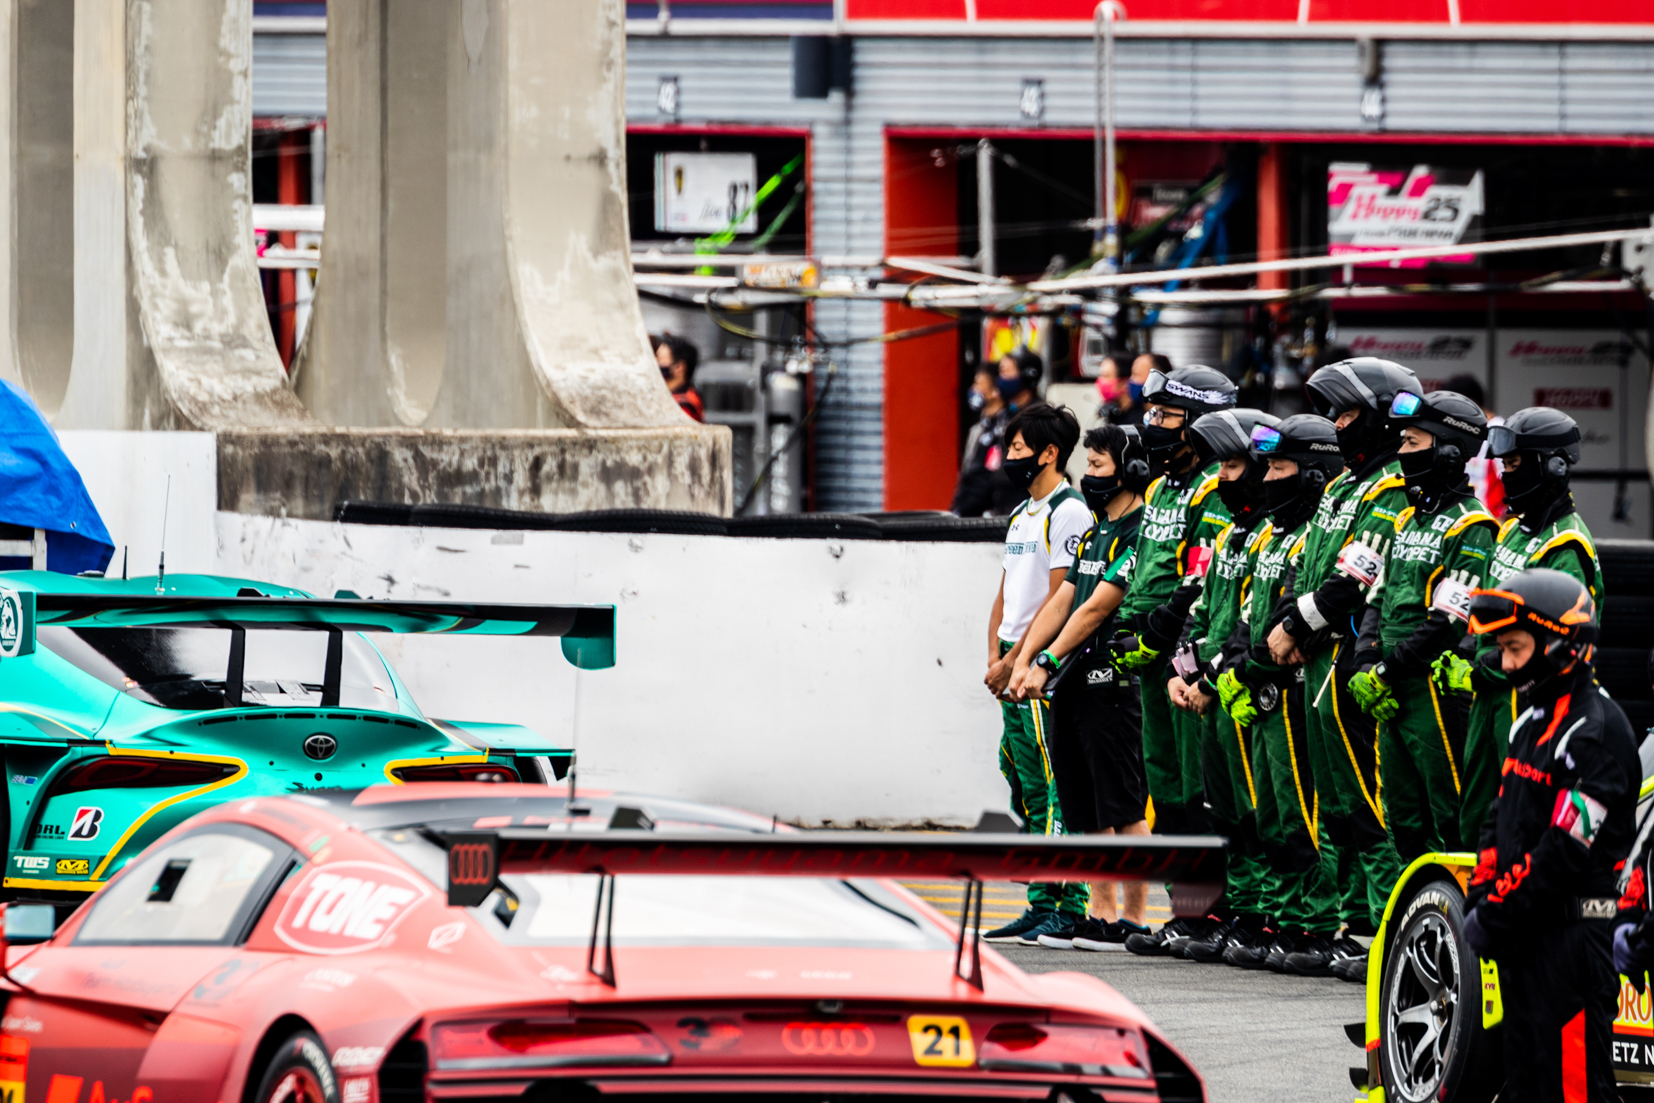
0,1034,27,1103
676,1017,742,1053
0,589,34,660
907,1015,975,1068
332,1048,386,1071
10,857,47,874
54,860,88,877
68,808,103,842
275,861,431,954
427,921,466,952
300,968,358,991
8,779,33,788
1,1017,40,1036
340,1080,372,1103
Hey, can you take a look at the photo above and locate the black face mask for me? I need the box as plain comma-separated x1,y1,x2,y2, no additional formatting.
1002,454,1045,493
1334,409,1381,467
1139,423,1185,461
1080,474,1123,513
1264,474,1304,515
1506,635,1577,698
1502,454,1554,516
1216,472,1264,524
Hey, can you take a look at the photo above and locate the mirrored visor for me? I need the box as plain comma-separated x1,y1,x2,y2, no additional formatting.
1389,391,1424,418
1250,425,1284,454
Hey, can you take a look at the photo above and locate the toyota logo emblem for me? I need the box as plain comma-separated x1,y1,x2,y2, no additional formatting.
303,734,338,761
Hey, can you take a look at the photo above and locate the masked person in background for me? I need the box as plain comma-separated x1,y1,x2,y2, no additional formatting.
1348,390,1496,876
1161,409,1280,964
980,402,1092,946
1009,425,1151,950
1463,570,1636,1103
1449,407,1602,847
953,363,1020,517
656,334,703,422
1265,358,1418,971
1219,415,1347,973
1108,365,1239,958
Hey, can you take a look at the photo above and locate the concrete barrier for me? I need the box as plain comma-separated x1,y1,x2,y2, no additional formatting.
215,512,1009,826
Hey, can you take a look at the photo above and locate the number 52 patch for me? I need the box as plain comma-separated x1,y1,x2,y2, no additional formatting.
907,1015,974,1068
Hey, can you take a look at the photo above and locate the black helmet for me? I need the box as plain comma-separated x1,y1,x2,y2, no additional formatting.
1490,406,1582,520
1190,409,1279,527
1304,357,1422,469
1139,364,1238,476
1116,425,1152,494
1251,413,1345,527
1468,567,1597,695
1389,389,1487,511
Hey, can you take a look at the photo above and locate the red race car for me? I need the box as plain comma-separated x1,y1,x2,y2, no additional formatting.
0,784,1220,1103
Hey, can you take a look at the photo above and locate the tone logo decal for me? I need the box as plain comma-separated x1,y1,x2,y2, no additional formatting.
274,862,431,954
68,808,103,841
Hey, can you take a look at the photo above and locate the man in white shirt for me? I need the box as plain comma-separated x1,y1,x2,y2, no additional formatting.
980,402,1093,945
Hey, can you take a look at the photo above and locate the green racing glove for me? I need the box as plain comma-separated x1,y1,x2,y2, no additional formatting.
1432,652,1475,696
1349,668,1399,721
1115,641,1163,673
1217,670,1259,727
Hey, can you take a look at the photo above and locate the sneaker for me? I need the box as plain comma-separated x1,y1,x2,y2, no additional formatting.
1263,931,1298,972
1168,915,1219,959
983,908,1055,944
1330,952,1368,982
1125,916,1195,957
1224,926,1277,968
1184,916,1245,963
1282,932,1337,976
1076,919,1149,952
1018,910,1079,946
1038,915,1109,950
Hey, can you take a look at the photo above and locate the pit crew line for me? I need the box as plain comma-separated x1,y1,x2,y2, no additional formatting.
980,359,1638,1035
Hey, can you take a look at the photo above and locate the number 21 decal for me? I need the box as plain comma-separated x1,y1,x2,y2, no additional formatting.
906,1015,974,1068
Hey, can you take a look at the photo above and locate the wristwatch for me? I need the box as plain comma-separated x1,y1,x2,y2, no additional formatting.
1034,650,1061,674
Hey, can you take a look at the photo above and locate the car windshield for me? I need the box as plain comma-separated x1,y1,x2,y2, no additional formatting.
371,827,949,950
39,626,401,712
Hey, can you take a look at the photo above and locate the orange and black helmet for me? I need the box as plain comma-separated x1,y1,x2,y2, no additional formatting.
1468,567,1597,649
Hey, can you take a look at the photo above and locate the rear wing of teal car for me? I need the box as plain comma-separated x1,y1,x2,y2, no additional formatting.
0,588,614,670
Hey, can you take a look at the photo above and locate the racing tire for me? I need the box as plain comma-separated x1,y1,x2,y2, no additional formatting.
862,512,1011,543
1378,879,1502,1103
252,1031,341,1103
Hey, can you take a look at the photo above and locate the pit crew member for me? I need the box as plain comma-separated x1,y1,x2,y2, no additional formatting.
982,402,1092,944
1463,569,1637,1103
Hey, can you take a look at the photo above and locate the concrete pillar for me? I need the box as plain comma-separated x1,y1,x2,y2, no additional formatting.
54,0,307,430
297,0,690,433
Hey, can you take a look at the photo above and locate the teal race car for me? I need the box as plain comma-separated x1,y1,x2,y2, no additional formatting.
0,571,611,903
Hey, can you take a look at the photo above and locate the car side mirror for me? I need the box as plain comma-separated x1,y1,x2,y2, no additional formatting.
4,904,54,946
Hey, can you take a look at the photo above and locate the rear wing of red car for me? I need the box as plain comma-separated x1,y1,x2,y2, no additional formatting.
13,590,614,669
435,829,1226,988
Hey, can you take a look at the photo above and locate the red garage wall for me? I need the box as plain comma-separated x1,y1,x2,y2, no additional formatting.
883,136,961,511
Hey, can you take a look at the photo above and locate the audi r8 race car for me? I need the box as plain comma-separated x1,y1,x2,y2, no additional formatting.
0,572,612,903
1351,770,1654,1103
0,784,1219,1103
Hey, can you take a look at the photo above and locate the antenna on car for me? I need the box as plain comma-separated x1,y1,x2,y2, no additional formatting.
154,476,171,595
566,668,583,828
120,546,127,581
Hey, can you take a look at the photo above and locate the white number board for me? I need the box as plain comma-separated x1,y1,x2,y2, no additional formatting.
654,152,758,235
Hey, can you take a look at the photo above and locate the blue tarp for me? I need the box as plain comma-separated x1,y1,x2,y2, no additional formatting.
0,379,114,575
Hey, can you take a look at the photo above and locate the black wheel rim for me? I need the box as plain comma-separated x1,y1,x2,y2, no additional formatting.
1384,910,1462,1103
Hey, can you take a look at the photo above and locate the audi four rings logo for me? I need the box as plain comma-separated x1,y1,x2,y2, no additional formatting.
448,844,495,886
781,1023,875,1057
304,734,338,761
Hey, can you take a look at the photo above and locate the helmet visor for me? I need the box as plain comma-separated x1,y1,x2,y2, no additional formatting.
1487,424,1518,457
1467,588,1522,636
1250,425,1284,454
1389,391,1424,419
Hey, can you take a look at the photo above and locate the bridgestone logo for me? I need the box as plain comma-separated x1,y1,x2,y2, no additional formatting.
1162,379,1231,406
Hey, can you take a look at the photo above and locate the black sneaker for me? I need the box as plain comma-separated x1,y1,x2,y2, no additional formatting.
1329,936,1369,982
1038,915,1108,950
1168,915,1219,959
1076,918,1148,952
1282,932,1337,976
1125,916,1195,956
1184,916,1244,963
1224,926,1277,968
983,908,1055,944
1018,910,1079,946
1263,931,1298,972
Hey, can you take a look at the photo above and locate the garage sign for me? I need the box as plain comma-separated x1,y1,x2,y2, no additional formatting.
1327,163,1484,266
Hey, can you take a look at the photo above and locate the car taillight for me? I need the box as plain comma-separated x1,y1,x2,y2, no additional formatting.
50,757,236,795
978,1023,1152,1079
393,763,518,784
430,1020,670,1071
